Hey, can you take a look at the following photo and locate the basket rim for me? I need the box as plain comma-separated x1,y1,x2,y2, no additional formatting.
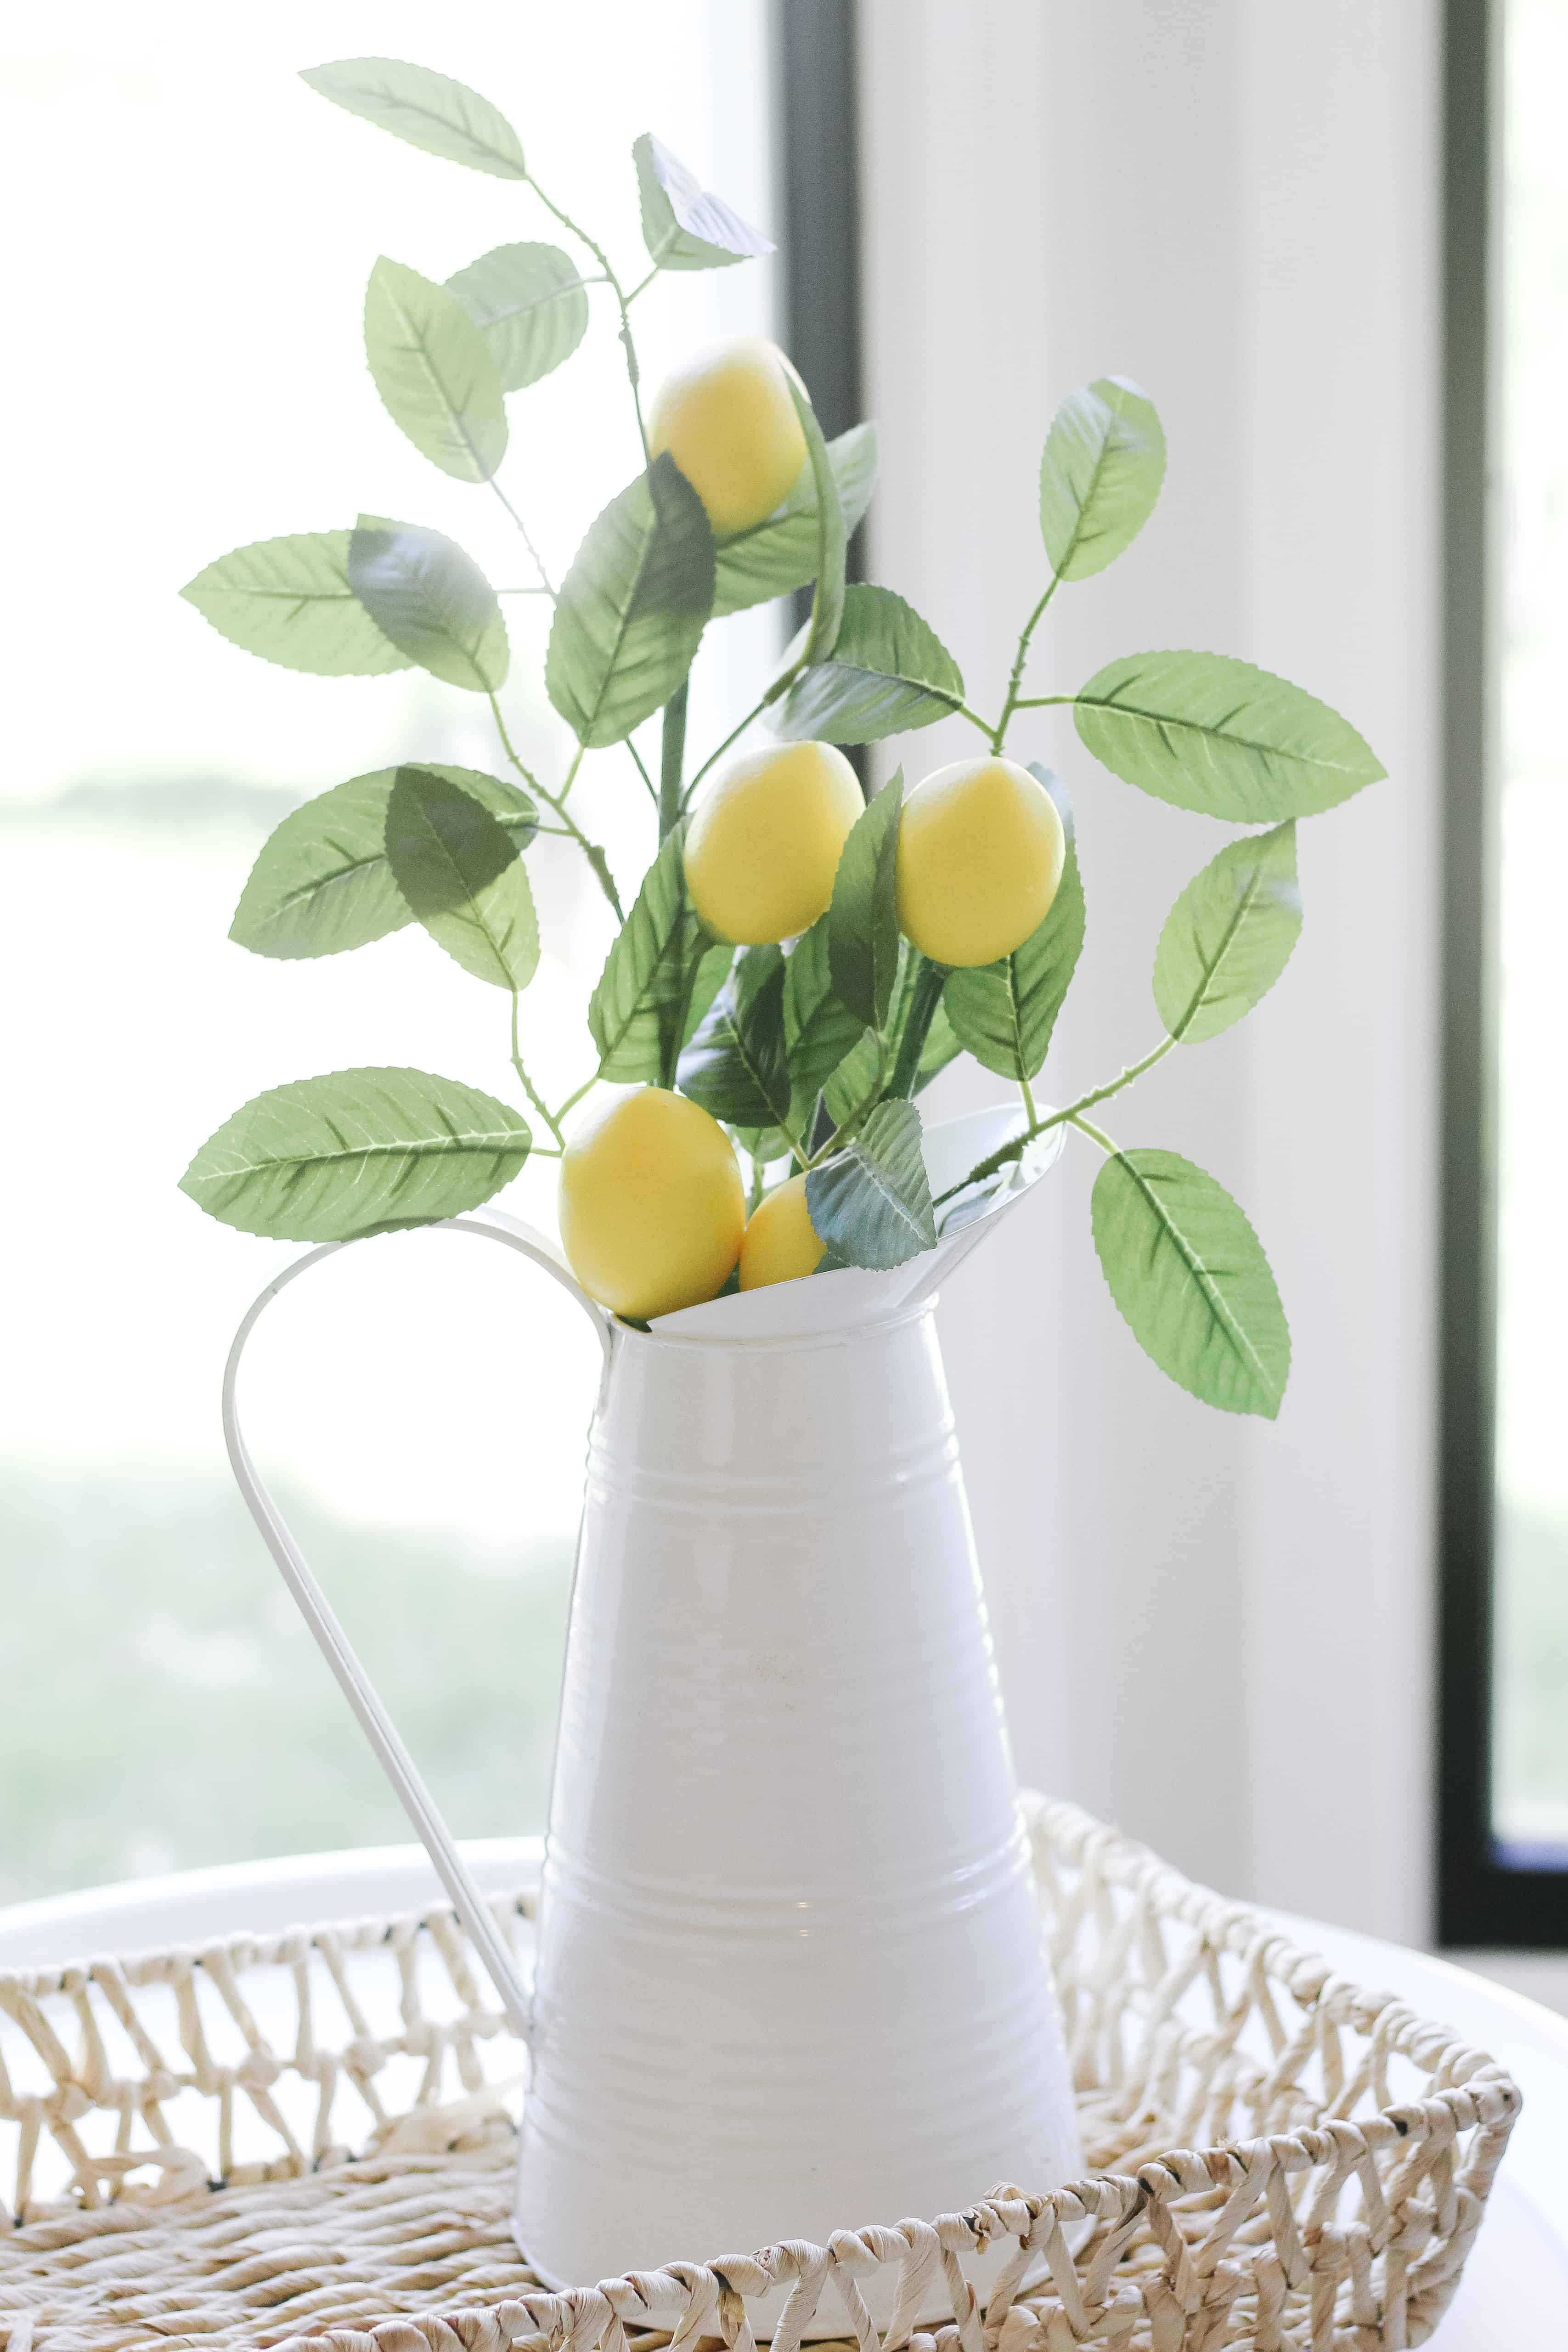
0,1793,1522,2147
0,1795,1525,2352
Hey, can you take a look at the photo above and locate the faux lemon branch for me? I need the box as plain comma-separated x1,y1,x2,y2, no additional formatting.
178,56,1381,1419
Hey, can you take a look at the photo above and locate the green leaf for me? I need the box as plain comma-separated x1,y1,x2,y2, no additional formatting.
1153,820,1301,1044
632,132,773,271
916,991,963,1091
1039,376,1166,580
829,770,902,1031
731,1125,792,1168
588,828,726,1083
1090,1147,1290,1418
231,765,536,959
384,767,538,991
348,516,508,692
822,1025,886,1130
712,423,877,617
806,1099,936,1270
784,378,846,667
300,58,527,178
678,938,734,1065
364,257,507,481
1074,650,1385,820
180,532,411,677
180,1067,530,1242
445,241,589,391
784,915,867,1118
944,767,1085,1079
546,454,715,746
678,946,793,1130
774,584,964,744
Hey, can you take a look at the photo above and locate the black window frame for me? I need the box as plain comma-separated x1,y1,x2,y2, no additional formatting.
1438,0,1568,1946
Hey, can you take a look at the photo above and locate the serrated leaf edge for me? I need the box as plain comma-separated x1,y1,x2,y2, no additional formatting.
1094,1149,1288,1417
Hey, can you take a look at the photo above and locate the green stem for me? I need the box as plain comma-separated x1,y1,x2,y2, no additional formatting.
1019,1072,1039,1130
488,478,556,598
552,1072,599,1127
625,736,659,807
487,691,623,921
1067,1110,1118,1155
954,702,1000,740
886,956,946,1098
660,680,688,837
803,1043,889,1169
756,599,834,721
992,576,1064,752
485,690,540,790
932,1032,1178,1203
680,690,771,812
526,174,649,456
624,267,659,305
1010,694,1076,713
511,993,566,1149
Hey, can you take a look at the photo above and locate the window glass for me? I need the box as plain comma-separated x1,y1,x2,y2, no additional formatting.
1492,0,1568,1850
0,3,778,1896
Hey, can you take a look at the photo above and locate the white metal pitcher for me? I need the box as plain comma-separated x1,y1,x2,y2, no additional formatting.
222,1103,1081,2294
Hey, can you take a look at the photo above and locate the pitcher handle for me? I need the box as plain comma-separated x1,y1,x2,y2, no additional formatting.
220,1204,614,2046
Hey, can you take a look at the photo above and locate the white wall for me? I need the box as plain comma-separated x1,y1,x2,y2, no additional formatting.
857,0,1441,1943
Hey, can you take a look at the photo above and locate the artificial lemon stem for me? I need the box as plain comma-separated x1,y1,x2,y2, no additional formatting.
510,992,567,1149
625,736,659,807
681,691,773,812
488,478,556,597
1067,1110,1119,1155
552,1072,598,1128
659,680,688,838
954,703,1000,741
1019,1073,1039,1131
524,173,649,457
934,1032,1179,1203
486,690,624,921
803,1039,888,1170
992,575,1064,751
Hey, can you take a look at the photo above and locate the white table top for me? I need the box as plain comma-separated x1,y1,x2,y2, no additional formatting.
0,1846,1562,2346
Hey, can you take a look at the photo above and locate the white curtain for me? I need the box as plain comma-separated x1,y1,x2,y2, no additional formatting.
858,0,1442,1943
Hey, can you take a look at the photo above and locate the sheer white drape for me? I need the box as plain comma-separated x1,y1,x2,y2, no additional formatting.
859,0,1442,1944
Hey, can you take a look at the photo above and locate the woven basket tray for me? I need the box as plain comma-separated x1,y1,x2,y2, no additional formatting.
0,1797,1519,2352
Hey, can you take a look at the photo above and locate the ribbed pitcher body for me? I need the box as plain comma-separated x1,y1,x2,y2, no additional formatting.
514,1304,1079,2290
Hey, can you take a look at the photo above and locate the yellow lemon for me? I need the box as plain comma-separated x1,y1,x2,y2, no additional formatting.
685,741,863,945
648,336,808,535
739,1172,823,1291
558,1087,745,1322
896,757,1066,967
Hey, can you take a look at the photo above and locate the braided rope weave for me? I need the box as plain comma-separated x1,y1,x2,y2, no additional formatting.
0,1799,1519,2351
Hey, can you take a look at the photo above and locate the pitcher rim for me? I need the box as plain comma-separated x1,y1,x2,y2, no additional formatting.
610,1290,942,1357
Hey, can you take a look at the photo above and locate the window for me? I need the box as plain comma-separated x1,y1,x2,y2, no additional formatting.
0,4,806,1898
1441,0,1568,1941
